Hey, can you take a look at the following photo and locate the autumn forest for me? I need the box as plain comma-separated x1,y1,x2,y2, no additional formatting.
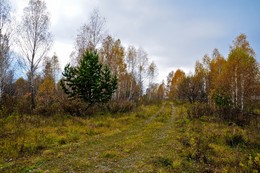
1,0,260,172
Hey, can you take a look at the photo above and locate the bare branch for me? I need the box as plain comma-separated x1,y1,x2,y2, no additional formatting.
16,0,53,110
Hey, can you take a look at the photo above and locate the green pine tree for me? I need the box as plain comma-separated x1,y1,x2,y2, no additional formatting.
61,51,117,109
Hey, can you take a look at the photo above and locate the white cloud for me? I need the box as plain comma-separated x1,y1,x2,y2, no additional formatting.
9,0,260,83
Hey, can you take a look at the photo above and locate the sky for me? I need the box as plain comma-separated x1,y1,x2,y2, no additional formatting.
10,0,260,83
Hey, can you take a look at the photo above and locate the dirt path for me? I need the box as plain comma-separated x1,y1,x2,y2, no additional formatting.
37,103,177,172
144,102,166,124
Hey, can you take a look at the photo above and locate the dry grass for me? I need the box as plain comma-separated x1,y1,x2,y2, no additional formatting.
0,102,259,172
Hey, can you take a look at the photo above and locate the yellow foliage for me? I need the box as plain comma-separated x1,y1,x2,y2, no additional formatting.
36,77,58,115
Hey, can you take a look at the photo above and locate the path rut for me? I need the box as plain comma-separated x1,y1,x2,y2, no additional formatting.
38,103,177,172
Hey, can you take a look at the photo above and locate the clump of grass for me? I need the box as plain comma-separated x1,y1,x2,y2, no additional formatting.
57,137,67,145
100,150,120,159
240,153,260,171
85,129,99,136
151,156,173,168
135,104,161,119
226,134,247,147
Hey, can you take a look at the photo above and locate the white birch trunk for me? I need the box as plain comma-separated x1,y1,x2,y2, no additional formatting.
241,74,244,111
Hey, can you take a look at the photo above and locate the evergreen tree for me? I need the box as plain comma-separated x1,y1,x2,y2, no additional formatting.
61,51,117,109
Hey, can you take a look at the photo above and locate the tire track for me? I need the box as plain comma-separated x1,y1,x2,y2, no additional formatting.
38,103,167,172
144,102,166,125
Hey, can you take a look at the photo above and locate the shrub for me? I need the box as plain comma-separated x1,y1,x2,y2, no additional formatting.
107,101,136,113
61,98,88,116
187,102,211,118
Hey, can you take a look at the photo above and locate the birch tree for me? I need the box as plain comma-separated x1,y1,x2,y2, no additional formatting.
0,0,12,100
166,71,174,98
219,34,258,111
43,54,60,84
126,45,137,101
136,47,148,96
75,9,106,62
209,49,226,108
99,36,126,100
147,61,158,100
147,61,158,85
17,0,52,110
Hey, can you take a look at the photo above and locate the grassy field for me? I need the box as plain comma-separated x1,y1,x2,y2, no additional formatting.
0,102,260,172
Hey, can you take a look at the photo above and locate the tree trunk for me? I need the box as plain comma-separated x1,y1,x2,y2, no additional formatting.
235,67,238,108
241,74,244,111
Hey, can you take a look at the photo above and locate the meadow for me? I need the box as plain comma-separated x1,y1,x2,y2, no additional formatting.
1,102,259,172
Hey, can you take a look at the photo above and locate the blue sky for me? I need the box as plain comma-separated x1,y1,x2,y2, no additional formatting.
10,0,260,82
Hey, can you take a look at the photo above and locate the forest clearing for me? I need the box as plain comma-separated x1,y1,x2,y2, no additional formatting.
0,0,260,172
1,102,259,172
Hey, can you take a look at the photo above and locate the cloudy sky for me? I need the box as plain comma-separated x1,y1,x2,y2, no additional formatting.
10,0,260,82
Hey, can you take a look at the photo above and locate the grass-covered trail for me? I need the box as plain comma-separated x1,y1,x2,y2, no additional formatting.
37,103,177,172
1,102,259,172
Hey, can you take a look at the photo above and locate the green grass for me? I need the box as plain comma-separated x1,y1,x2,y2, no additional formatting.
0,102,259,172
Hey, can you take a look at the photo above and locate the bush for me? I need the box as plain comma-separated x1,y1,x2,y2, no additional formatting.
61,98,90,116
187,102,211,118
107,101,136,113
15,96,31,114
0,106,8,118
35,102,60,116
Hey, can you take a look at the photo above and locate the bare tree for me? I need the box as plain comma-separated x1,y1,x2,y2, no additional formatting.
126,45,137,100
0,0,13,100
16,0,52,110
147,61,158,85
136,47,148,96
166,71,174,98
43,53,60,84
147,61,158,101
75,9,106,62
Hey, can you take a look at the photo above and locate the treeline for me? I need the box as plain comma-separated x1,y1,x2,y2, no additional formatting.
0,0,158,116
0,0,259,118
163,34,260,122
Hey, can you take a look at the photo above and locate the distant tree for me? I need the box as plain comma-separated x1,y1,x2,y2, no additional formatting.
0,0,13,101
193,58,209,102
178,75,197,103
75,9,106,61
147,61,158,101
211,34,259,111
169,69,185,100
99,36,126,100
136,47,148,96
145,83,159,102
15,77,28,97
61,51,117,110
36,76,57,115
126,45,138,101
43,54,60,84
36,55,60,115
231,33,255,57
16,0,53,110
157,81,165,100
147,61,158,85
14,77,31,114
208,49,226,108
166,71,174,98
219,36,259,111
